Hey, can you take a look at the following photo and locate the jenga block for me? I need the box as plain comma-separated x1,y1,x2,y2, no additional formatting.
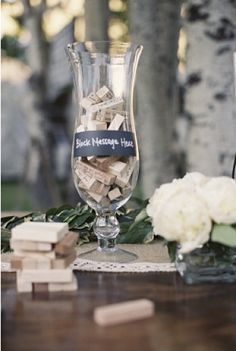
115,161,136,188
10,256,23,270
10,239,52,252
13,250,56,260
76,124,85,133
87,120,107,131
80,114,87,126
36,260,51,270
96,86,113,101
97,97,123,111
87,191,104,203
33,283,49,293
108,161,128,177
96,111,111,122
108,113,125,130
94,299,155,326
76,161,116,185
89,156,120,171
75,166,98,190
22,258,37,270
11,222,68,243
108,188,122,201
19,269,73,283
79,181,110,196
89,120,107,130
90,181,110,195
16,273,32,293
55,232,77,256
52,249,77,269
38,242,53,251
48,275,78,292
80,93,101,109
87,156,96,162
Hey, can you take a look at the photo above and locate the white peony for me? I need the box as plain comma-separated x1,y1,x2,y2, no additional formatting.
182,172,209,187
150,191,211,253
198,177,236,224
146,178,193,219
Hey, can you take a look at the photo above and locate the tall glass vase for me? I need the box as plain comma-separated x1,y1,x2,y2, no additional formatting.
66,41,143,262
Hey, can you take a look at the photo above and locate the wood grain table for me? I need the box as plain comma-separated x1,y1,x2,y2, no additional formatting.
2,271,236,351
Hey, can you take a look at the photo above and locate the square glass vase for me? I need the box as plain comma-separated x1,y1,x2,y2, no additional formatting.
175,243,236,284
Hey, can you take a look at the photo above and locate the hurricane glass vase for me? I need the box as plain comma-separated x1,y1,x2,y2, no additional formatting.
66,41,143,263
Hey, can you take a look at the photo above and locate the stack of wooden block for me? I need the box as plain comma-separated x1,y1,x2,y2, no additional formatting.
10,222,78,293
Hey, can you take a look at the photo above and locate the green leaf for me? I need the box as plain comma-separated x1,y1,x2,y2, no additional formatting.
166,241,178,262
117,221,153,244
211,224,236,247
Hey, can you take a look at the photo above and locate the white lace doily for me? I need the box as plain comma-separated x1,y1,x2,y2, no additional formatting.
72,258,175,272
1,242,176,273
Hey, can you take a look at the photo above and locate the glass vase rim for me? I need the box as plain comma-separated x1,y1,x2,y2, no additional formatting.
67,41,143,54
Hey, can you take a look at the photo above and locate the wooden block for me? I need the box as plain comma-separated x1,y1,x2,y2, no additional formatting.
88,92,101,104
13,250,56,260
87,120,107,131
11,222,68,243
52,249,77,269
94,299,155,326
80,93,101,109
22,258,37,270
33,283,49,293
115,161,136,188
36,260,51,270
108,188,122,201
96,85,114,101
96,111,113,122
76,124,85,133
97,97,123,111
10,239,52,252
81,114,87,126
48,275,78,292
75,165,98,189
38,242,53,251
108,113,125,130
89,156,120,171
108,161,128,177
87,156,96,162
11,256,23,270
87,191,104,203
76,161,116,186
19,269,73,283
16,273,32,293
55,232,78,256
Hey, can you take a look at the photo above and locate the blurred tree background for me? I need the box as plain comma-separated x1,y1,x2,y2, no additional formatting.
1,0,236,211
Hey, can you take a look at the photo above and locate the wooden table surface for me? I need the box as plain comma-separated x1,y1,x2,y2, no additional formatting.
2,271,236,351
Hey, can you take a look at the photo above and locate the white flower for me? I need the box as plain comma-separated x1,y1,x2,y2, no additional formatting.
182,172,209,187
146,178,192,219
198,177,236,224
150,191,211,253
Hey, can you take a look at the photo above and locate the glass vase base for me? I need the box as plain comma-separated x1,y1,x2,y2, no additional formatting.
175,245,236,284
78,247,138,263
176,262,236,284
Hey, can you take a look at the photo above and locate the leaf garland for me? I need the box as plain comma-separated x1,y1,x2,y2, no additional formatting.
1,201,154,252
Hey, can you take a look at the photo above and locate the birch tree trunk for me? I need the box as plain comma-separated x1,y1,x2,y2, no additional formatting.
129,0,182,197
85,0,109,40
184,0,236,176
23,1,62,209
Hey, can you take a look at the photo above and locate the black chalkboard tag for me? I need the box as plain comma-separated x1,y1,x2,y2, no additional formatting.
74,130,136,157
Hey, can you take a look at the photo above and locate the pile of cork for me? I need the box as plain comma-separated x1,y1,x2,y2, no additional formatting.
75,85,137,206
10,222,78,293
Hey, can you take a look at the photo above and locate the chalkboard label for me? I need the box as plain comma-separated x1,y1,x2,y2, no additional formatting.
74,131,136,157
